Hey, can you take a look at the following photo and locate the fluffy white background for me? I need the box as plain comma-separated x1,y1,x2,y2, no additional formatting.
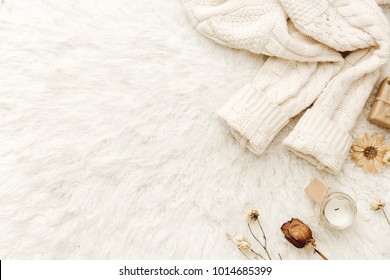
0,0,389,259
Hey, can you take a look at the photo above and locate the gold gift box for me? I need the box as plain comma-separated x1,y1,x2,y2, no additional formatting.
368,77,390,129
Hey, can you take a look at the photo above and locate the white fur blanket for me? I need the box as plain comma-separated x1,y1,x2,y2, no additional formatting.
0,0,389,259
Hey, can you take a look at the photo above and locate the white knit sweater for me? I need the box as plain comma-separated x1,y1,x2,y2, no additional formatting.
183,0,390,173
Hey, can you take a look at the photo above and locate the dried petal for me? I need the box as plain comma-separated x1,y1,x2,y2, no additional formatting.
354,137,365,148
373,135,385,148
362,160,370,173
373,157,385,172
364,133,371,144
368,159,377,173
352,145,364,152
352,151,364,163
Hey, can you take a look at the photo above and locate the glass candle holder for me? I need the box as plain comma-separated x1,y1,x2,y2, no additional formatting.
318,192,357,230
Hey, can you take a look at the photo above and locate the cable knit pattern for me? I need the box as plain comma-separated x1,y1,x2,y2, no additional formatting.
281,0,376,51
184,0,342,62
183,0,390,173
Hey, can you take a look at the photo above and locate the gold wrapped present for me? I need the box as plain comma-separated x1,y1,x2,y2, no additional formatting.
368,77,390,129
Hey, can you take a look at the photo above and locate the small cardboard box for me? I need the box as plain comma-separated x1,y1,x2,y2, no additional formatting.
368,77,390,129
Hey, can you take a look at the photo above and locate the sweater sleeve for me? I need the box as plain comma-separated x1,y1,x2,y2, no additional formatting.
283,0,390,173
183,0,390,173
218,57,341,154
284,53,380,173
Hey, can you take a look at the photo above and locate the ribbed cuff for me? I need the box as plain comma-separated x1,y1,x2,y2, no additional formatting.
283,109,353,173
218,85,290,154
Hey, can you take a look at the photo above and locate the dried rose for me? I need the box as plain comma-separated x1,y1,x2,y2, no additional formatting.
281,218,328,260
281,218,314,249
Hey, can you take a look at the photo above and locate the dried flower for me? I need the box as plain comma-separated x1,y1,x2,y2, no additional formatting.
237,239,251,252
281,218,314,248
281,218,328,260
351,133,388,173
245,209,259,223
383,151,390,165
371,200,385,211
228,210,277,260
371,200,390,226
246,212,272,260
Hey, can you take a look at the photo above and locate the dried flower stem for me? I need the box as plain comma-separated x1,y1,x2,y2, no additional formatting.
278,253,283,260
247,223,272,260
381,208,390,225
314,249,328,260
257,220,268,247
250,249,266,260
247,223,264,246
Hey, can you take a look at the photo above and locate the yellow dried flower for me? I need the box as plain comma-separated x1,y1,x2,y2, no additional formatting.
245,209,259,223
371,201,386,211
351,134,388,173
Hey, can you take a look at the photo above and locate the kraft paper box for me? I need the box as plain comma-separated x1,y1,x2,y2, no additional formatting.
368,77,390,129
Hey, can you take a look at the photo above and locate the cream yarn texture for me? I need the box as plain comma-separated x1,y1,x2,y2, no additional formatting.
183,0,390,173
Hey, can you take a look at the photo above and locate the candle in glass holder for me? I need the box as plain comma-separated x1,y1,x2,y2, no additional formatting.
320,192,357,230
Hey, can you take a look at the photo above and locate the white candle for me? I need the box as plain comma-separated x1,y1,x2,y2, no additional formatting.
323,197,355,229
